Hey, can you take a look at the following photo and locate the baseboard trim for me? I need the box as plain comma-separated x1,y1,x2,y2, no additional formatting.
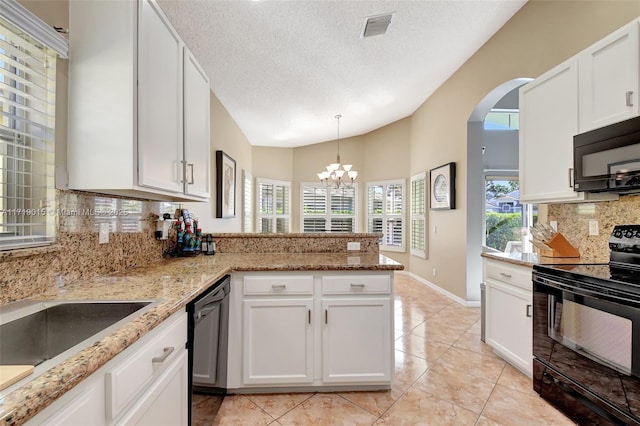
395,271,481,308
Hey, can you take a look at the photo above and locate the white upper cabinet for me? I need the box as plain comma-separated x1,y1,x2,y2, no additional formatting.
518,19,640,204
579,20,640,132
519,58,583,204
68,0,210,201
183,49,212,198
137,0,183,194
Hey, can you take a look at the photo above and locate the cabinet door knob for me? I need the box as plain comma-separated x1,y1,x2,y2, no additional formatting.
308,309,311,325
526,304,532,318
180,160,188,184
626,90,634,107
325,309,328,325
152,346,175,363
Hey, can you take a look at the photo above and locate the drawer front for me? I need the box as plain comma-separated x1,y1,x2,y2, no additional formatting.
485,260,532,289
244,275,314,295
322,275,391,295
106,311,187,421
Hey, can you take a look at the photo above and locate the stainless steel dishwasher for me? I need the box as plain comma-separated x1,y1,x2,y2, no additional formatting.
187,275,230,421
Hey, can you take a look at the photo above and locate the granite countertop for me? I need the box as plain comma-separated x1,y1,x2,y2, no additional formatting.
481,251,604,268
0,252,403,425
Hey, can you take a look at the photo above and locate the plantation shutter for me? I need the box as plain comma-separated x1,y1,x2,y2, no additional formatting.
410,173,426,258
367,180,405,251
0,4,68,250
256,178,290,233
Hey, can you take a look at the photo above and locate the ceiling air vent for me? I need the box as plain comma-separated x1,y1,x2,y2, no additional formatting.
362,13,393,38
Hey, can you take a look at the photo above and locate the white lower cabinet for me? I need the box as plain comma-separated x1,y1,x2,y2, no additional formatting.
243,299,313,385
322,298,392,383
484,259,533,377
228,272,394,390
27,311,188,426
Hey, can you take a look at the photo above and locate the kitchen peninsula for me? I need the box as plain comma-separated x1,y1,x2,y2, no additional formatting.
0,233,402,425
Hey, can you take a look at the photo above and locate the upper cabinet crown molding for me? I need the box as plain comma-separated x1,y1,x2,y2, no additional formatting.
67,0,211,202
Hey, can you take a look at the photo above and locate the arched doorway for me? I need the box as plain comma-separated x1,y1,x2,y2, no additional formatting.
465,78,532,302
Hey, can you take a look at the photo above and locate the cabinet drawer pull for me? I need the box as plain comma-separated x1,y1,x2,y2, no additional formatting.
180,160,187,183
626,90,634,107
271,284,286,290
188,163,195,185
526,304,532,318
152,346,174,364
350,283,365,288
499,272,513,279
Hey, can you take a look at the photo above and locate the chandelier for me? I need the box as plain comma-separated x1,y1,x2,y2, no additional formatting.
317,114,358,188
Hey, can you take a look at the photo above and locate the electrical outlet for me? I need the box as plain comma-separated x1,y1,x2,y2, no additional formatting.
432,268,437,277
549,221,558,231
589,220,599,236
347,241,360,251
99,222,109,244
433,225,438,234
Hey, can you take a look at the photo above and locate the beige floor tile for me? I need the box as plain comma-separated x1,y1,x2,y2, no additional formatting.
394,312,425,333
394,332,450,362
410,321,469,345
496,364,536,397
452,329,499,358
212,395,275,425
435,347,506,384
376,388,479,425
482,385,575,425
192,393,224,426
277,393,377,425
338,350,426,416
393,349,430,390
245,393,315,418
414,363,496,414
339,386,405,417
475,415,507,425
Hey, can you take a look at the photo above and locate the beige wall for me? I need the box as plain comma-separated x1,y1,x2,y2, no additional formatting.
409,1,640,300
184,94,253,232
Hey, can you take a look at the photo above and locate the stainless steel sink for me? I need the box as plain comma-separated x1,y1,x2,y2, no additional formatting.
0,301,152,366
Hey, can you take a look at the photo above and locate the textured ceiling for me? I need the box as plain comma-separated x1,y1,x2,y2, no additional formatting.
157,0,527,148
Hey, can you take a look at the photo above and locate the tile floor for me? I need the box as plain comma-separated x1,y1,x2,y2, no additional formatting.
193,273,574,425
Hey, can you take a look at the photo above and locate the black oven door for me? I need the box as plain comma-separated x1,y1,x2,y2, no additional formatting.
533,272,640,424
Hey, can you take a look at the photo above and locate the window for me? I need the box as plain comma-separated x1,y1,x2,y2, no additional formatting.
485,178,537,253
243,170,253,233
300,183,357,233
0,5,67,250
367,179,405,252
410,173,427,258
256,178,290,233
484,109,519,130
93,198,143,233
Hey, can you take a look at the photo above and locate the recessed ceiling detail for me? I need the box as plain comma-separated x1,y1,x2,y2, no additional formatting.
362,13,393,38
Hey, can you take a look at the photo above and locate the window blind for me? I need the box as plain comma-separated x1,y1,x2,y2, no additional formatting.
243,170,253,233
0,13,62,250
256,178,291,233
300,183,356,233
366,180,405,251
410,173,426,258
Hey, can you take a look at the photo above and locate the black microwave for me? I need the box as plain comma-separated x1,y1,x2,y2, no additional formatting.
573,115,640,193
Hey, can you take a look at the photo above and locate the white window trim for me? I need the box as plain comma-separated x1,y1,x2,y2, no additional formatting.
410,172,427,259
299,182,358,233
367,179,406,253
256,177,291,234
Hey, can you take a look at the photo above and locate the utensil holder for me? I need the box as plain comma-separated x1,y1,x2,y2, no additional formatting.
539,232,580,258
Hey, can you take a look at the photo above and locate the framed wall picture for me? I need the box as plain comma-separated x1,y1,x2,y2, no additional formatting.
429,162,456,210
216,150,236,218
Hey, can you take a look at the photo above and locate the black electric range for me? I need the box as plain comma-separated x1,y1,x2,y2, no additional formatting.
532,225,640,425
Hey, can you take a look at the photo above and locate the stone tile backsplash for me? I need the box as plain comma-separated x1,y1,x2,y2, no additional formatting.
547,194,640,262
